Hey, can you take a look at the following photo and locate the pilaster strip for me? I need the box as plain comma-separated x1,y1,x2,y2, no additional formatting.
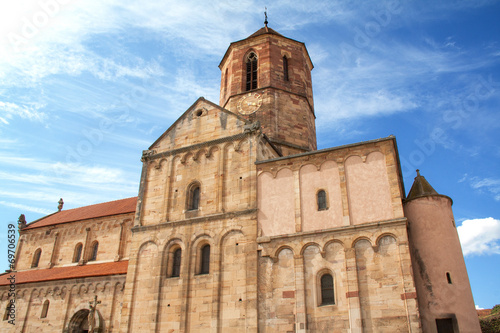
344,247,363,333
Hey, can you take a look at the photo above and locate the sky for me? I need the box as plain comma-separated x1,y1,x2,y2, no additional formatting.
0,0,499,309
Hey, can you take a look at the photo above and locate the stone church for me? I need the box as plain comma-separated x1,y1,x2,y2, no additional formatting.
0,25,480,332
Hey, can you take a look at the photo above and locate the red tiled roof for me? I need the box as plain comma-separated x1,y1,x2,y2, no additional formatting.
0,261,128,286
25,197,137,229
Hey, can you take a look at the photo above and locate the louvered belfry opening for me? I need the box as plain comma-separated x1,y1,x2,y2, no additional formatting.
246,52,258,91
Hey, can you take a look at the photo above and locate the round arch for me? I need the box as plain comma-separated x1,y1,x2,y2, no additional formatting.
67,308,104,333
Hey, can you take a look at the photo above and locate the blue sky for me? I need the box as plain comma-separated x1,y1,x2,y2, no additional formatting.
1,0,499,309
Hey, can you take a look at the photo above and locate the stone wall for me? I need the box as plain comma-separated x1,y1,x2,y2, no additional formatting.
0,276,125,332
257,137,405,238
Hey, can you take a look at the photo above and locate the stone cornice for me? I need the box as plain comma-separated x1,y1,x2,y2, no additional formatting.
142,130,259,162
257,217,408,244
222,86,315,117
132,209,258,233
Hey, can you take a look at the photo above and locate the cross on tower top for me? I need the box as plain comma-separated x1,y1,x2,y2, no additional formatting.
264,7,268,28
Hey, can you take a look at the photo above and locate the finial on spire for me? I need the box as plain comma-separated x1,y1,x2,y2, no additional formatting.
264,7,268,28
416,169,421,177
58,198,64,212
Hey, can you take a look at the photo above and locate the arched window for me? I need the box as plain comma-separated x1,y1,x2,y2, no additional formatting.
283,56,289,81
73,243,83,263
317,190,328,211
245,52,258,91
31,248,42,268
320,273,335,305
40,300,49,318
187,183,200,211
3,303,11,321
89,241,98,261
200,244,210,275
171,248,182,278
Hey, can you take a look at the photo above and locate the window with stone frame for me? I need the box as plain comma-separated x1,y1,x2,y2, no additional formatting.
171,248,182,278
317,189,328,211
40,300,49,319
73,243,83,263
283,55,289,81
31,248,42,268
245,52,258,91
89,241,99,261
187,182,201,211
199,244,210,275
320,273,335,305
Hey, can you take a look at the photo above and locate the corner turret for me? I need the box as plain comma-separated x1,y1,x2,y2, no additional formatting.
404,170,480,332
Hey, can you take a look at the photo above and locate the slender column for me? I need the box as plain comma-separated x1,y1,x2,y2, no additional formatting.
165,156,177,221
81,228,91,264
21,289,35,333
217,146,224,212
49,232,59,268
344,248,363,332
159,158,170,222
397,240,420,332
134,158,150,226
294,255,307,332
293,169,302,233
337,160,351,226
181,224,194,332
61,287,73,332
114,222,124,261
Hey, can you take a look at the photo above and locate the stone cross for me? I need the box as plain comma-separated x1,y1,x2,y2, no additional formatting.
88,295,101,333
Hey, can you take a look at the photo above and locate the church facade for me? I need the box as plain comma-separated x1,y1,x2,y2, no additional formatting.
0,26,480,332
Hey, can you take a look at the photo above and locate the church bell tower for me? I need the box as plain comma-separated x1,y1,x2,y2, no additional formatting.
219,24,317,156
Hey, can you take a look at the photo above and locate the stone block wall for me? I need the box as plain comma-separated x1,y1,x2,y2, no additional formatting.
257,137,405,238
15,214,133,271
0,275,126,333
257,219,421,333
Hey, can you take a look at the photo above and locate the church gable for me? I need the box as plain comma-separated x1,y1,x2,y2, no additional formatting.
150,98,249,154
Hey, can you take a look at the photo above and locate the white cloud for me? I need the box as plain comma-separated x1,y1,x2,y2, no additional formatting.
0,201,52,215
476,305,485,310
457,218,500,256
0,101,47,123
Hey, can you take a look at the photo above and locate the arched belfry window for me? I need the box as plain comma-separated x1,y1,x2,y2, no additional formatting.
283,55,289,81
320,273,335,305
73,243,83,263
200,244,210,275
32,248,41,268
187,182,201,211
89,241,98,261
172,248,182,277
246,52,258,91
317,190,328,211
224,68,228,95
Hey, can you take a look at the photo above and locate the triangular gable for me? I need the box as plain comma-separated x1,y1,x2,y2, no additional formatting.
150,97,250,153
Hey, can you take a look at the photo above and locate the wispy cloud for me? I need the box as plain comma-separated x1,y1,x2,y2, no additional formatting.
0,101,47,124
0,201,53,215
462,176,500,201
457,217,500,256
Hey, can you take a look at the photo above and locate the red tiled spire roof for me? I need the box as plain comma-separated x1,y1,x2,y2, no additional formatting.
0,261,128,285
24,197,137,230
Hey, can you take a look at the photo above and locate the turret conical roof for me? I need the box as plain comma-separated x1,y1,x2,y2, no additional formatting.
406,170,439,201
